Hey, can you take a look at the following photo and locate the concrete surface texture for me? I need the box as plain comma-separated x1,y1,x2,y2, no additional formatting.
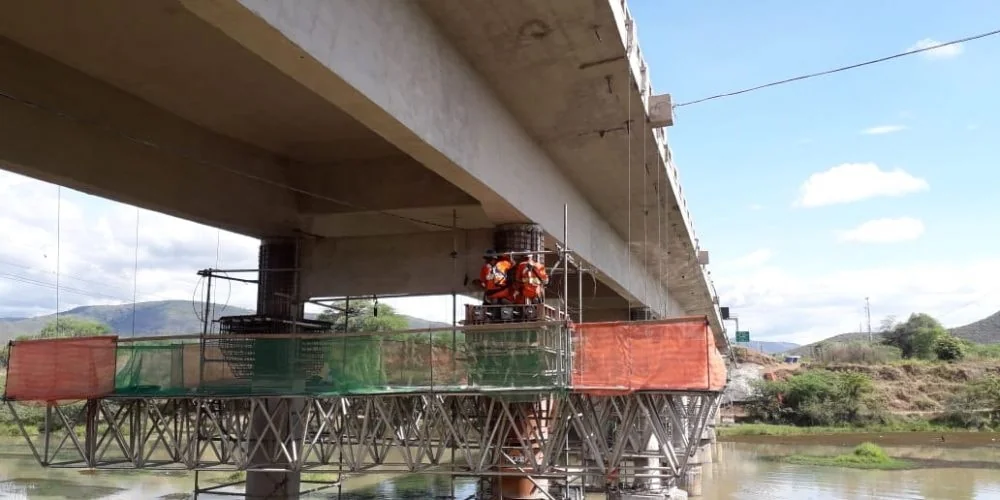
0,0,722,337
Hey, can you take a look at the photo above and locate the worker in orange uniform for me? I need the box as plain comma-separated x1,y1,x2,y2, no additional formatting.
514,253,549,304
479,249,515,305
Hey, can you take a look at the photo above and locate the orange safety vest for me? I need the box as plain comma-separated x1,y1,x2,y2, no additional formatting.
515,260,548,299
481,257,514,298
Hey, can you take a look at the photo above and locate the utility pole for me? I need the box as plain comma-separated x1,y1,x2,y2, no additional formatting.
865,297,872,343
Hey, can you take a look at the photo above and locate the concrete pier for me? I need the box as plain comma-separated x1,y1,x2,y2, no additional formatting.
679,465,703,497
245,240,302,499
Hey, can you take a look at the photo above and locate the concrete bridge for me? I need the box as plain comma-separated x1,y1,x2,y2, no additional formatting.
0,0,721,336
0,0,726,498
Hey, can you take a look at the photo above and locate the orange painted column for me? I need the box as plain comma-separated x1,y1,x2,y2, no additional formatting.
494,400,553,499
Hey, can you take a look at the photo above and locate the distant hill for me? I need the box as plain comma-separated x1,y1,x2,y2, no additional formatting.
786,311,1000,357
730,340,800,354
951,310,1000,344
785,332,872,357
0,300,451,343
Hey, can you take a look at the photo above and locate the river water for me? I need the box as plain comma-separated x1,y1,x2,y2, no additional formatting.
1,438,1000,499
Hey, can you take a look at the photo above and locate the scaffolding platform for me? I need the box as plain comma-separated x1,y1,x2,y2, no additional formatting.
2,316,726,495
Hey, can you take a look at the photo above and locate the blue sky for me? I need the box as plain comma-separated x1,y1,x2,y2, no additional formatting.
627,0,1000,341
1,2,998,344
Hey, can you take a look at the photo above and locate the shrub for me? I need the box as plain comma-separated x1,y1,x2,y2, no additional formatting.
812,342,901,364
944,375,1000,428
745,370,883,426
852,442,888,461
933,335,965,361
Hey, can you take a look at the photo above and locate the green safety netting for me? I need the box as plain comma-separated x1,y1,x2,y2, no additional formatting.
112,326,568,397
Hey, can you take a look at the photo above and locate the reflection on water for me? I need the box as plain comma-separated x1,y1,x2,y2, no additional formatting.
338,475,476,499
0,477,123,499
3,438,1000,498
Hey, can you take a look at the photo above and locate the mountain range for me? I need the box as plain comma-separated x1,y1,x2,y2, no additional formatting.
0,300,451,342
7,300,993,355
729,340,800,354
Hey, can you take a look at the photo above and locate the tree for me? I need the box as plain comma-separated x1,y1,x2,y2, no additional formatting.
878,315,897,334
316,300,408,333
934,334,965,361
315,300,414,391
37,317,112,338
881,313,947,359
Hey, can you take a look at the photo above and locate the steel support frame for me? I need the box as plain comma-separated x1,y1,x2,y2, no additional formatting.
6,391,717,491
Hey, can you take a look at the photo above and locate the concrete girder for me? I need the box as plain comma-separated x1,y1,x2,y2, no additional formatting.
0,0,398,165
184,0,676,318
0,37,298,237
299,205,493,239
0,28,489,241
298,230,492,299
289,156,479,215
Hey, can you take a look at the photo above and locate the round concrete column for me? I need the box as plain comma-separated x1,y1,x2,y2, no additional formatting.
704,427,718,464
695,442,713,465
245,239,303,500
679,465,703,497
491,224,552,499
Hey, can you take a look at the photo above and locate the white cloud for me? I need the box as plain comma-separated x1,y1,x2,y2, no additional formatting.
795,162,929,208
717,258,1000,345
0,168,466,325
908,38,964,60
838,217,925,244
748,203,763,211
0,169,262,320
861,125,907,135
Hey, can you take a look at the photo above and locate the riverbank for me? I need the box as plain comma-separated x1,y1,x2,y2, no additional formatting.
720,421,964,437
763,442,1000,473
720,423,1000,447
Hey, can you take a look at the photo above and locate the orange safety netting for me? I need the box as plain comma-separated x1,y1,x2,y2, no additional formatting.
571,317,727,394
4,336,118,402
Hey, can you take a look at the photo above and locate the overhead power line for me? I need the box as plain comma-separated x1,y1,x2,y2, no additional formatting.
675,28,1000,108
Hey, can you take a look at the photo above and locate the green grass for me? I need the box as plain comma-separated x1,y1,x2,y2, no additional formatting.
778,442,912,470
720,420,963,437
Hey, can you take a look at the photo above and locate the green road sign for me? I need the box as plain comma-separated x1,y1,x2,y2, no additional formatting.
735,331,750,342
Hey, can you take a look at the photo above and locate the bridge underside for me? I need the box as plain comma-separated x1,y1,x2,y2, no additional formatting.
0,0,722,340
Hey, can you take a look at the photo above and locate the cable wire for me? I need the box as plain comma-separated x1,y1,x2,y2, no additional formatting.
675,28,1000,108
210,229,221,325
641,70,650,319
131,207,139,336
0,271,135,302
55,186,61,332
626,21,634,310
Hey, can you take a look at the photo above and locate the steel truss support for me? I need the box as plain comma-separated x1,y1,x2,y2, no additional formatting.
6,391,718,492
